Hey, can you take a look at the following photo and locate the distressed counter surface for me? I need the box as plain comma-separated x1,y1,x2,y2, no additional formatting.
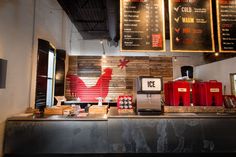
4,108,236,156
108,108,236,154
7,113,108,121
108,107,236,118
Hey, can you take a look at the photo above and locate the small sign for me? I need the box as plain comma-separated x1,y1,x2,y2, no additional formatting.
120,0,166,52
169,0,215,52
210,88,220,93
178,88,187,92
141,78,162,92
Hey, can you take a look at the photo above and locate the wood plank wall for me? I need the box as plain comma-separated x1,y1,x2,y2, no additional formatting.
66,56,173,102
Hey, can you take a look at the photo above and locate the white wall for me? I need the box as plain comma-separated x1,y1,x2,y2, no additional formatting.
0,1,34,156
195,57,236,95
172,54,205,79
0,0,72,156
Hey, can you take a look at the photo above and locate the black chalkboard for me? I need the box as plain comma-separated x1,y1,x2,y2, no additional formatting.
169,0,215,52
217,0,236,52
120,0,166,52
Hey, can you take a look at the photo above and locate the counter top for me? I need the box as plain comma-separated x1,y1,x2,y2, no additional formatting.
7,107,236,121
108,107,236,119
8,113,107,121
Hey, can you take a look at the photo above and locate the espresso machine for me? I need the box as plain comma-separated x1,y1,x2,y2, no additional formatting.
134,76,163,115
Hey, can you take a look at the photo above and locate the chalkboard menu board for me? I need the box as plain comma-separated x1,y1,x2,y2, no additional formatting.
120,0,166,52
217,0,236,52
169,0,215,52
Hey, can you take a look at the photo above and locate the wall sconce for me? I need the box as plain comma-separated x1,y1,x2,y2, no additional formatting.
173,56,177,62
100,40,106,58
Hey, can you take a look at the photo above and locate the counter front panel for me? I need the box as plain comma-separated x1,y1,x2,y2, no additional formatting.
4,109,236,156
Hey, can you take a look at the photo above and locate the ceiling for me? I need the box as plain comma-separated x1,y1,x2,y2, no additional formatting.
57,0,236,62
57,0,170,46
57,0,120,46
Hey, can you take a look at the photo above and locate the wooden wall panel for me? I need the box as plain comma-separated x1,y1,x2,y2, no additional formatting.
102,57,127,101
66,56,173,102
149,57,173,83
77,56,101,77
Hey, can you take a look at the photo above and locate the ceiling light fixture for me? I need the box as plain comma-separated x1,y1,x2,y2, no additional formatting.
214,52,219,57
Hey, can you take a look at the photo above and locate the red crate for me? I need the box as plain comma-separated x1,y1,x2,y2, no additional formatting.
117,96,133,109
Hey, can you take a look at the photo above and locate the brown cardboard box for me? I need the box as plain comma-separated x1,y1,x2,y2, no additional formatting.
89,105,108,114
44,106,72,115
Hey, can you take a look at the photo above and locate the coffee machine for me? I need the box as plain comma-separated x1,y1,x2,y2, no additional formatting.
134,76,163,115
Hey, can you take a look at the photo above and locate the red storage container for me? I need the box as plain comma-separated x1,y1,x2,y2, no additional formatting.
192,80,223,106
192,83,199,106
164,82,170,105
192,82,206,106
164,81,190,106
164,82,175,106
206,80,223,106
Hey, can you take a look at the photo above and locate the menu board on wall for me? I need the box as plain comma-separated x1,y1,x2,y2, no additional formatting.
169,0,215,52
120,0,166,52
217,0,236,52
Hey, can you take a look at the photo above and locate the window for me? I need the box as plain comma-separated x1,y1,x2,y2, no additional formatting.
230,73,236,96
46,49,56,107
35,39,56,109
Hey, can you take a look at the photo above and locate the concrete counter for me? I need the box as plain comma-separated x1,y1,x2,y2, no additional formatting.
4,108,236,156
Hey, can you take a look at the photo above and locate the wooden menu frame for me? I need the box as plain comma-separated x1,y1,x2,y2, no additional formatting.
216,0,236,53
120,0,166,52
169,0,215,52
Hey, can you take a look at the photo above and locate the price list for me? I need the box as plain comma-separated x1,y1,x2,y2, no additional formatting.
217,0,236,52
120,0,165,52
169,0,215,52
